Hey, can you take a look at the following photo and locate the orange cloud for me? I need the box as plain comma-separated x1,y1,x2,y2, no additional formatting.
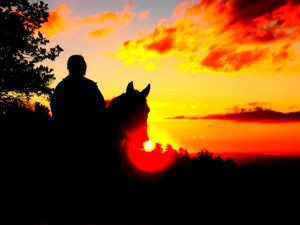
99,12,119,23
81,2,136,38
41,2,137,39
40,4,71,38
89,27,113,38
115,0,300,75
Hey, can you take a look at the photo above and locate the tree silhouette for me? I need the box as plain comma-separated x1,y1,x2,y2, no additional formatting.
178,146,190,159
0,0,63,104
194,148,213,162
153,142,164,154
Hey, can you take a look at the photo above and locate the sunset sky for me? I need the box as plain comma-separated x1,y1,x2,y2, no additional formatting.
38,0,300,156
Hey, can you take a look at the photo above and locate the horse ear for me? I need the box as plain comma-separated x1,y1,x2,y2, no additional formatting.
141,83,150,97
126,81,134,93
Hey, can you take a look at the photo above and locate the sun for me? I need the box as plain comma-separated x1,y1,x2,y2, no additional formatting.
143,140,154,152
124,123,181,176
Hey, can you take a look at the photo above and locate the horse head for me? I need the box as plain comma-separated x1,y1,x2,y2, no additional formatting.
105,81,151,152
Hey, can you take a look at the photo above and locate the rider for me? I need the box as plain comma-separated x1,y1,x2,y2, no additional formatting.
50,54,106,132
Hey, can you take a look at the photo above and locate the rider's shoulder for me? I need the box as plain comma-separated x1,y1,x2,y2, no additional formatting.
82,76,98,86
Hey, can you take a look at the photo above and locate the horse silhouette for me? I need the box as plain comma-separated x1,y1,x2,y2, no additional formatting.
102,81,151,171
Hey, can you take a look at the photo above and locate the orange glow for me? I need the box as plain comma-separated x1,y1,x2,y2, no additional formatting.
122,122,180,175
122,123,177,174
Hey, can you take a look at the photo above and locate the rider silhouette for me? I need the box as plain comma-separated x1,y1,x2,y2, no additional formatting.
50,54,106,132
49,55,109,225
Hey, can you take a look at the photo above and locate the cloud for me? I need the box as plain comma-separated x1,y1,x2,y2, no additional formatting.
81,2,136,38
115,0,300,74
41,2,136,39
203,108,300,123
201,46,266,71
166,115,202,120
89,27,113,38
166,106,300,123
40,4,71,38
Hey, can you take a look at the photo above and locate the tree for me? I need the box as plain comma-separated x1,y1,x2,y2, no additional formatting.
178,147,190,159
195,148,213,162
0,0,63,103
152,142,164,154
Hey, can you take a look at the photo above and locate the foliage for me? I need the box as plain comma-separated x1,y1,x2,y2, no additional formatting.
0,0,63,104
194,148,213,161
0,98,52,130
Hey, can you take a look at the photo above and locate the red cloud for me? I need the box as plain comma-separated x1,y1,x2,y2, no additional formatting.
145,28,176,54
201,46,266,71
116,0,300,74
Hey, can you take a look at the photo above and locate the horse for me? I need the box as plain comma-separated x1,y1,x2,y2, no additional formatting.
48,80,151,177
92,81,151,183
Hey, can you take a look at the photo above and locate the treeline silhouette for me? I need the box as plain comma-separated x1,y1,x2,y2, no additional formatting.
1,102,300,225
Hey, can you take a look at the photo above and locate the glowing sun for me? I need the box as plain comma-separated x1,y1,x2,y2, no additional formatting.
143,140,154,152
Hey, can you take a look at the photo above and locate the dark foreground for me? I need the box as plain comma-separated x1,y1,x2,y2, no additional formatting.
2,132,300,225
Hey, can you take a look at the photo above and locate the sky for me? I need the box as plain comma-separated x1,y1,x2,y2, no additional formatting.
37,0,300,156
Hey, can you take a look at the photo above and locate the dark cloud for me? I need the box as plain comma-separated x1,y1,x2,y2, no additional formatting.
229,0,287,23
166,115,202,120
199,0,300,44
166,107,300,123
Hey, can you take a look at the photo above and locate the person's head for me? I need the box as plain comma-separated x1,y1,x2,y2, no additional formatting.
67,54,87,77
